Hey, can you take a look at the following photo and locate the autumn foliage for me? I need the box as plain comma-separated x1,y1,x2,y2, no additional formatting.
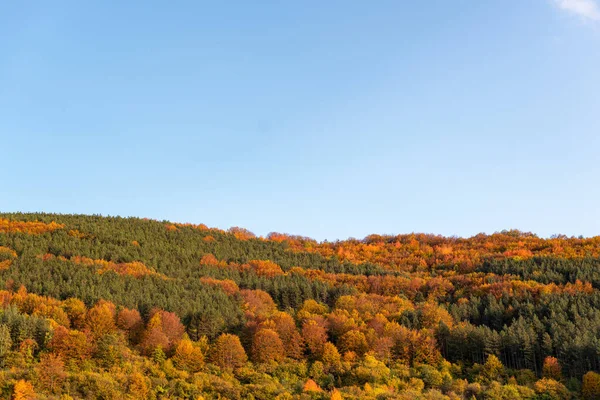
210,333,247,370
0,218,63,235
0,214,599,399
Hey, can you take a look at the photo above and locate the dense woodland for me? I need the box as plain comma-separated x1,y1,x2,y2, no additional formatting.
0,213,600,399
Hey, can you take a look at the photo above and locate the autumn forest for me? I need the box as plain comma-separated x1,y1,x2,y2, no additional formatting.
1,212,600,400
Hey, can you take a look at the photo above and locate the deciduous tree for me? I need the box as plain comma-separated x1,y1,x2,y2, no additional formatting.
251,328,284,364
210,333,247,370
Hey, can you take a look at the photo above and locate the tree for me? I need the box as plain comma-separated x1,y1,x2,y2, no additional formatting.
38,353,66,393
94,334,125,368
271,312,303,359
62,298,87,329
117,308,143,342
321,342,342,373
303,379,323,393
251,328,284,364
140,309,185,354
139,326,169,356
48,326,91,363
186,309,225,340
156,310,186,344
172,337,204,372
338,330,368,356
0,324,13,360
128,372,150,399
152,346,166,364
240,289,277,318
210,333,247,370
483,354,504,382
85,300,116,339
534,378,570,400
543,356,562,381
583,371,600,400
12,380,35,400
302,319,328,358
247,260,284,277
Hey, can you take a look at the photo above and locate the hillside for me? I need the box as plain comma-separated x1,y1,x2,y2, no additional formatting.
0,212,600,399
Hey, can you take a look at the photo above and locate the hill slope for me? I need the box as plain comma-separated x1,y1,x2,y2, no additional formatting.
0,212,599,399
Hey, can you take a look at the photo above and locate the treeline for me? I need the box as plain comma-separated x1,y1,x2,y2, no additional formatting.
0,213,600,399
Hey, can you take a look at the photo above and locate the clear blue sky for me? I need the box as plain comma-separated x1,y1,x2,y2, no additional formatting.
1,1,599,240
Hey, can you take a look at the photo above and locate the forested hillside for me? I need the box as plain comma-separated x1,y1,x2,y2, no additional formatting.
0,213,600,399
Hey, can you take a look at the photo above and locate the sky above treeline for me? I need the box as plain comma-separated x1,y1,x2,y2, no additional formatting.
1,1,599,241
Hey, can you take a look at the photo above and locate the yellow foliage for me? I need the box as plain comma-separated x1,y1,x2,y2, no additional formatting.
12,380,35,400
303,379,323,392
330,388,343,400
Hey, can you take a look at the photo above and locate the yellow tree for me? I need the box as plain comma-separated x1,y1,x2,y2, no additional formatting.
210,333,247,370
12,380,35,400
338,330,368,356
583,371,600,400
85,300,116,339
321,342,342,374
534,378,570,400
330,389,343,400
128,372,150,400
483,354,504,382
172,337,204,372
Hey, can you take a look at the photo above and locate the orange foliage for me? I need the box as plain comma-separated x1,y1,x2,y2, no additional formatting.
277,230,600,272
12,380,35,400
418,301,454,330
271,312,304,359
0,260,11,271
0,218,64,235
0,246,17,258
140,309,185,354
38,353,66,394
240,289,277,318
228,226,256,240
543,356,562,381
85,300,117,338
583,371,600,400
302,319,328,357
338,329,368,356
200,277,239,295
247,259,284,277
48,325,92,362
7,287,71,327
200,253,227,267
0,246,18,270
383,322,441,366
303,379,323,393
251,328,285,363
117,308,144,341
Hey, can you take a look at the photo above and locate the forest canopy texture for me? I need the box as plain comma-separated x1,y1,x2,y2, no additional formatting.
0,212,600,399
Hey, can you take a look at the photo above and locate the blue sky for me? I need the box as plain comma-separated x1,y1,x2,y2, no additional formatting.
1,1,599,240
